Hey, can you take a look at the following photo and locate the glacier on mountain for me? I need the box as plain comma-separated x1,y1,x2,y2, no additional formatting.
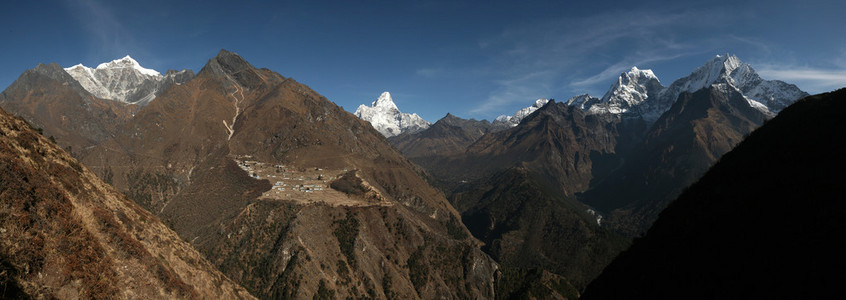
354,91,431,137
64,56,194,105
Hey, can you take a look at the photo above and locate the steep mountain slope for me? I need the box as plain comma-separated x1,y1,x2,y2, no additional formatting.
354,91,430,137
385,54,807,293
420,102,631,290
388,113,497,169
456,168,629,290
582,89,846,299
0,107,253,299
0,63,136,155
64,56,195,106
76,50,497,299
460,102,619,194
581,83,770,236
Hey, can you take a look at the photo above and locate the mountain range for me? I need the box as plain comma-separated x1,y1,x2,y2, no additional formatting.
357,55,805,135
1,50,497,299
0,50,834,299
380,54,810,295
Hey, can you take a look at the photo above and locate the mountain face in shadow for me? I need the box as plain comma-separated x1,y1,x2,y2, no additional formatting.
0,106,253,299
400,102,633,292
580,83,770,236
387,56,807,296
582,89,846,299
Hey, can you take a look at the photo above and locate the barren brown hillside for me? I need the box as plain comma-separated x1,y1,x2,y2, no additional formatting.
0,106,254,299
70,50,498,299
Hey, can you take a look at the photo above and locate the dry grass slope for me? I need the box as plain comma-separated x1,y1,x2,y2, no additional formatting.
0,107,254,299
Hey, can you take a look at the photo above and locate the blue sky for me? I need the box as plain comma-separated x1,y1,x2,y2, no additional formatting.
2,0,845,122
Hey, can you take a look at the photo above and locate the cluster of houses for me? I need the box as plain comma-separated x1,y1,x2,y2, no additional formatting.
232,156,338,199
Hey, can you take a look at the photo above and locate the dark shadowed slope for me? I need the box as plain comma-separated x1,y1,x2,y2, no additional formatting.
581,83,770,236
432,102,631,291
582,88,846,299
0,107,253,299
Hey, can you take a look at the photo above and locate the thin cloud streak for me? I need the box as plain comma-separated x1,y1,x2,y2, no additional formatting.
63,0,140,61
470,70,554,115
757,66,846,93
570,51,697,88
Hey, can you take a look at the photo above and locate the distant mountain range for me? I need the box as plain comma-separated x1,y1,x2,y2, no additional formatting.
382,54,811,295
356,55,805,138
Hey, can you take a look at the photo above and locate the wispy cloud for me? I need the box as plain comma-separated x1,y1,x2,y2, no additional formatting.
415,68,443,78
570,51,696,88
470,70,555,115
757,66,846,93
63,0,141,61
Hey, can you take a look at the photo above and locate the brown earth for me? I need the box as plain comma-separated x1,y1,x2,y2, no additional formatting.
59,50,498,299
0,63,136,157
0,106,253,299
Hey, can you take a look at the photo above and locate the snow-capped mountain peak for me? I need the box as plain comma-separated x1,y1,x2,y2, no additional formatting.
95,55,161,77
566,54,805,123
627,66,658,81
493,98,550,127
355,91,430,137
372,91,399,110
586,66,665,116
659,54,807,115
63,56,194,105
669,54,745,97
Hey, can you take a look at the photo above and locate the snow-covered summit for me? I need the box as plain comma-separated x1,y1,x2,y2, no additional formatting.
64,56,194,105
371,91,399,110
590,66,664,116
355,91,430,137
561,54,806,123
494,98,550,127
658,54,807,116
664,54,743,98
95,55,161,76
